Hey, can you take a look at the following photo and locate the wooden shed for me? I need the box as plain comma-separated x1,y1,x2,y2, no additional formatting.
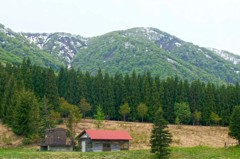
40,128,73,151
77,130,132,152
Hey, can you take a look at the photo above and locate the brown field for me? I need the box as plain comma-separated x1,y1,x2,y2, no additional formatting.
0,122,22,147
0,119,236,149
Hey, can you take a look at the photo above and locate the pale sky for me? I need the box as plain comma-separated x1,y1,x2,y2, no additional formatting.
0,0,240,54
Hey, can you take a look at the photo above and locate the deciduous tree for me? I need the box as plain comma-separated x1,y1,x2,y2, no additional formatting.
78,98,91,118
137,103,148,122
210,112,221,125
119,103,131,121
192,110,201,125
174,102,191,124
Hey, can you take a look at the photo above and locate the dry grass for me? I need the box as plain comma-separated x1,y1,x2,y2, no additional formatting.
0,122,22,147
0,119,236,149
67,119,236,149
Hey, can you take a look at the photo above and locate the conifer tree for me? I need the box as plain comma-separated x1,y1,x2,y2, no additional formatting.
150,80,160,121
67,106,82,145
113,72,124,119
102,72,115,119
44,68,59,110
39,96,55,142
12,89,39,137
150,108,172,159
94,105,105,128
229,106,240,145
1,74,17,125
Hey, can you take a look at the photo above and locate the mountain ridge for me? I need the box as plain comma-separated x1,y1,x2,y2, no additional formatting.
1,23,240,84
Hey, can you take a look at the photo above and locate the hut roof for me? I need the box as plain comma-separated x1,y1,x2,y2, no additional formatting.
78,130,132,141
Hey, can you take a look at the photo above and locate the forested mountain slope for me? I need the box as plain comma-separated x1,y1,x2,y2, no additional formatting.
73,28,240,83
1,23,240,83
0,24,63,69
22,32,88,68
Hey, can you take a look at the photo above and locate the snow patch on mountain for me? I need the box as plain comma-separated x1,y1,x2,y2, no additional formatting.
23,33,88,68
207,48,240,65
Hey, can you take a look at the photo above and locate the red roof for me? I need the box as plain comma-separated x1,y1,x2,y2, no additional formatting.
80,130,132,140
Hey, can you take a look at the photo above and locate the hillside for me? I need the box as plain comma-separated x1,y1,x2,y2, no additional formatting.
1,119,235,149
0,122,22,147
1,23,240,83
72,28,240,83
22,32,88,68
0,24,63,69
72,119,235,149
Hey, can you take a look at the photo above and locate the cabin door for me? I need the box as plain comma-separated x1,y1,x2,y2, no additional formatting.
81,140,86,152
103,143,111,151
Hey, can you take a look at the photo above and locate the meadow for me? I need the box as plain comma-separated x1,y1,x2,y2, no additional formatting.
0,146,240,159
1,119,239,158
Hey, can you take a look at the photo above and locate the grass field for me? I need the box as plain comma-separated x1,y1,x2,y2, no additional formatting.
0,146,240,159
1,119,239,158
0,119,236,148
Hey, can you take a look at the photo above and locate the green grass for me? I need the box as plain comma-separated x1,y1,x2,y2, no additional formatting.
0,146,240,159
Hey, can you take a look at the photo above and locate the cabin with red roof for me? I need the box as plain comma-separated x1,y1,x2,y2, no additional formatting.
77,130,132,152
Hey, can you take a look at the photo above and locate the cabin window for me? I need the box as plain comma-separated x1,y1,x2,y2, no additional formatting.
120,142,128,150
103,143,111,151
87,141,93,148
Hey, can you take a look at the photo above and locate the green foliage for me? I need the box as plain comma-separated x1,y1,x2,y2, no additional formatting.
2,57,240,143
193,111,201,125
12,89,39,137
78,98,92,118
44,68,59,110
119,103,131,121
39,96,57,142
174,102,191,124
67,105,82,144
59,97,77,118
1,25,240,84
210,112,221,125
229,106,240,145
175,116,180,126
22,135,39,145
150,108,172,159
94,105,105,128
137,103,148,122
0,26,63,69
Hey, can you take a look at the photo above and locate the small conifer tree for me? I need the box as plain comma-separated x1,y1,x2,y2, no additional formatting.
150,108,172,159
94,105,105,128
229,106,240,145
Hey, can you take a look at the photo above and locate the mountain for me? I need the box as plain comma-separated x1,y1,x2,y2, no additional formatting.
1,23,240,84
0,24,63,69
72,27,240,83
22,32,88,68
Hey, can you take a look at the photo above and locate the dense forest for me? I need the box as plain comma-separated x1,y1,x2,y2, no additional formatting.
1,58,240,140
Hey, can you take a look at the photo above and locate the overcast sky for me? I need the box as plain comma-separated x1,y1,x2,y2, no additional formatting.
0,0,240,54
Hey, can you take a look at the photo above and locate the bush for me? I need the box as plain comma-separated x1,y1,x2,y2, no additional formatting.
73,145,81,151
2,134,12,145
22,135,39,145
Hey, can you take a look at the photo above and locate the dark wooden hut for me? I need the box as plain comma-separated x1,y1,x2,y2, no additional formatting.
40,128,73,151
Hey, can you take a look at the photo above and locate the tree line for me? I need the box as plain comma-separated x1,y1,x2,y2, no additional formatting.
1,59,240,139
